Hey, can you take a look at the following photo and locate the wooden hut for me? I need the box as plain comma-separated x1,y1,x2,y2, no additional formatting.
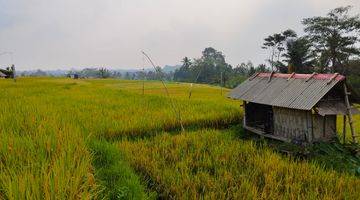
229,73,360,144
0,71,6,78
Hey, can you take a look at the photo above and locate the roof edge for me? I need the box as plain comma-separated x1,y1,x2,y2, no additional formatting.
256,73,345,81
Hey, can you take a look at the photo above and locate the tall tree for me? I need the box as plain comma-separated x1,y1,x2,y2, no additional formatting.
198,47,232,84
99,68,110,78
174,57,192,82
302,6,360,73
256,64,269,73
262,29,297,71
124,72,131,79
182,57,191,68
283,37,316,73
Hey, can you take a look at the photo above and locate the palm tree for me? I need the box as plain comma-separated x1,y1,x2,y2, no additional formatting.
182,57,191,69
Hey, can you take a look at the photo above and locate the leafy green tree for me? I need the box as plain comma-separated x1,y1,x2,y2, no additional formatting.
154,66,165,79
283,37,316,73
233,63,248,76
202,47,226,64
182,57,191,68
302,6,360,73
196,47,232,84
175,47,231,84
227,62,268,88
80,68,102,78
99,68,110,78
174,48,266,88
262,29,297,71
347,59,360,75
246,61,256,76
255,64,269,73
124,72,131,79
174,57,192,81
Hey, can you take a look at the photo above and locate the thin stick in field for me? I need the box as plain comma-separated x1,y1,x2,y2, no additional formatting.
141,51,185,132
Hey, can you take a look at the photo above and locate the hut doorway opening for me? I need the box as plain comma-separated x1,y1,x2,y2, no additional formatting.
244,102,274,134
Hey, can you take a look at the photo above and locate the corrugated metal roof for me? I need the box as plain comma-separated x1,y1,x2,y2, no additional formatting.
228,73,345,110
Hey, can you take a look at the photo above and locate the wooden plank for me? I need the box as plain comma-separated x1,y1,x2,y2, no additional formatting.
268,71,275,83
244,125,292,143
248,73,260,81
344,83,357,143
287,72,295,81
327,73,339,85
305,72,317,82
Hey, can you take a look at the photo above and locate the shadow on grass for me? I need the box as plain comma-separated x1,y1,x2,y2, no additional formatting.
99,116,242,142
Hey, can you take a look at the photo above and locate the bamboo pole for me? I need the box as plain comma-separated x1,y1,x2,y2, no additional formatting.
343,83,356,143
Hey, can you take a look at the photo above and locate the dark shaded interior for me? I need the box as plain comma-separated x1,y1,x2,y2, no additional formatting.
245,102,274,134
321,82,345,102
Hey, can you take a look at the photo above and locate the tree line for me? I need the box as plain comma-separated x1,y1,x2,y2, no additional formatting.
173,47,268,88
174,6,360,88
66,67,175,80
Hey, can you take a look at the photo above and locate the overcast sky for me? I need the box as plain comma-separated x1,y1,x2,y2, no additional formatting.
0,0,359,70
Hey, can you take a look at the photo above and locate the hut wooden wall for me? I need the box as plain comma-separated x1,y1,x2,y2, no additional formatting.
312,114,337,142
273,107,312,142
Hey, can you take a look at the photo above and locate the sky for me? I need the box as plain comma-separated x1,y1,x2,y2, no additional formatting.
0,0,359,70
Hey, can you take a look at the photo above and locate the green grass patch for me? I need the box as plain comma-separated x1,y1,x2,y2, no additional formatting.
89,140,155,199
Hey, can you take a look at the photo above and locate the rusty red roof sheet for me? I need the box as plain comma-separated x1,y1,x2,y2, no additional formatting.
256,73,345,81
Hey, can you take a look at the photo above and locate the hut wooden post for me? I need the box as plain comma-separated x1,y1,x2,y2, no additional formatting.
343,83,356,143
343,115,347,143
242,102,247,135
243,101,247,127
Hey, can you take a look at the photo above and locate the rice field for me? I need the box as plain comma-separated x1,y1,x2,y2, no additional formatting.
118,130,360,199
0,77,239,199
0,77,359,199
